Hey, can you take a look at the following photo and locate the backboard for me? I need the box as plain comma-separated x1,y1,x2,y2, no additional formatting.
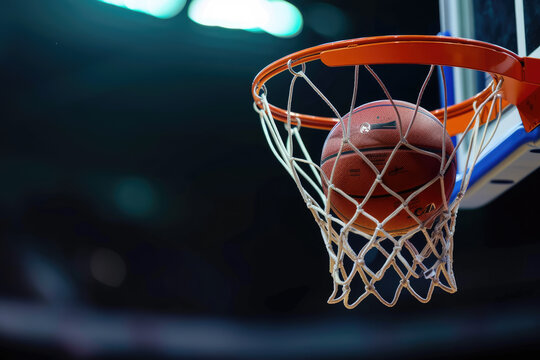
440,0,540,208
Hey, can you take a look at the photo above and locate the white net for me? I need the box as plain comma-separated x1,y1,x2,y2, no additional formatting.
253,61,504,308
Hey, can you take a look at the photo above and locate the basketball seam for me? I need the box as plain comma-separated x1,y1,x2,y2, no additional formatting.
321,157,457,198
346,183,429,199
346,103,444,129
320,146,452,166
324,102,447,149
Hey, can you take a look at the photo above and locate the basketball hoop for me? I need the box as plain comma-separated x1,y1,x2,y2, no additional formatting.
251,35,540,308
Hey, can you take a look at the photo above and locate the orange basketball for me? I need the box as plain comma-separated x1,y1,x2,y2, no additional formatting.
320,100,456,235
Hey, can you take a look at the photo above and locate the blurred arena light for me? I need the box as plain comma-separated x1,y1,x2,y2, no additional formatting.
23,251,75,304
188,0,303,37
0,299,538,358
98,0,187,19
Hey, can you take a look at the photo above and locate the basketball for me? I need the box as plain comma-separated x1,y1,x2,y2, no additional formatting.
320,100,457,235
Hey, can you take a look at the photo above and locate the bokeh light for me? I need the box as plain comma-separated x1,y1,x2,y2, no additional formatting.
260,0,303,37
90,248,127,287
113,177,159,218
188,0,303,37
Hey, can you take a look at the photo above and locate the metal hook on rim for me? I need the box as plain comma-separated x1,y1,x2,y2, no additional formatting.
287,59,306,77
253,85,269,113
259,83,268,97
285,115,302,131
253,84,268,109
253,100,265,114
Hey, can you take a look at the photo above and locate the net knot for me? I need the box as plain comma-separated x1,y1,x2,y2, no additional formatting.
399,279,409,288
423,268,437,279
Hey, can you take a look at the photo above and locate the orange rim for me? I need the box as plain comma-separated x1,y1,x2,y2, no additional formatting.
252,35,540,135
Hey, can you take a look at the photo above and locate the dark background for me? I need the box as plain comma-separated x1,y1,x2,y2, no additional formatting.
1,0,539,359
